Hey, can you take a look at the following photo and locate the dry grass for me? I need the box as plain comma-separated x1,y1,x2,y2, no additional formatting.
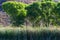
0,26,60,32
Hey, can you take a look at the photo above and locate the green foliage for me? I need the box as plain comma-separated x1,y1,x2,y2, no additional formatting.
26,1,57,27
2,1,60,27
54,2,60,25
26,2,42,27
42,0,53,2
2,1,27,26
41,1,57,26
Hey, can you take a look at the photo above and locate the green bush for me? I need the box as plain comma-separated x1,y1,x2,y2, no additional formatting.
54,2,60,26
2,1,60,27
41,1,57,27
26,1,57,27
2,1,27,26
26,2,42,27
42,0,53,2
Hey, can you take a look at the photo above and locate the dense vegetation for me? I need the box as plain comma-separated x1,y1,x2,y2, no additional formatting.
2,1,27,26
1,0,60,40
2,1,60,27
0,27,59,40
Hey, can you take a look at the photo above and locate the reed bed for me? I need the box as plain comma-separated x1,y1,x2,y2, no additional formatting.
0,27,60,40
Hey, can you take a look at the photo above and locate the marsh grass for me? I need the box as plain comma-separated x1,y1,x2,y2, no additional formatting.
0,27,60,40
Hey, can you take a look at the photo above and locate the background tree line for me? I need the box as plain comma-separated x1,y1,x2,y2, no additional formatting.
2,1,60,27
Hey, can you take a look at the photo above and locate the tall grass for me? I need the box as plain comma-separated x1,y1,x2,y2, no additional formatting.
0,27,60,40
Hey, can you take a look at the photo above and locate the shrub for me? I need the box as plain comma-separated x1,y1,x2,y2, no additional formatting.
42,0,53,2
54,2,60,26
2,1,60,27
26,2,42,27
2,1,27,26
26,1,57,27
41,1,57,27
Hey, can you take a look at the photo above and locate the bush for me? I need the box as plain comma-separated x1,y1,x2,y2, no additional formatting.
2,1,27,26
42,0,53,2
2,1,60,27
41,1,57,27
26,1,57,27
26,2,42,27
54,2,60,26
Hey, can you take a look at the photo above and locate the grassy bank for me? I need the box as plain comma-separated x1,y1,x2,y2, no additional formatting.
0,27,60,40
